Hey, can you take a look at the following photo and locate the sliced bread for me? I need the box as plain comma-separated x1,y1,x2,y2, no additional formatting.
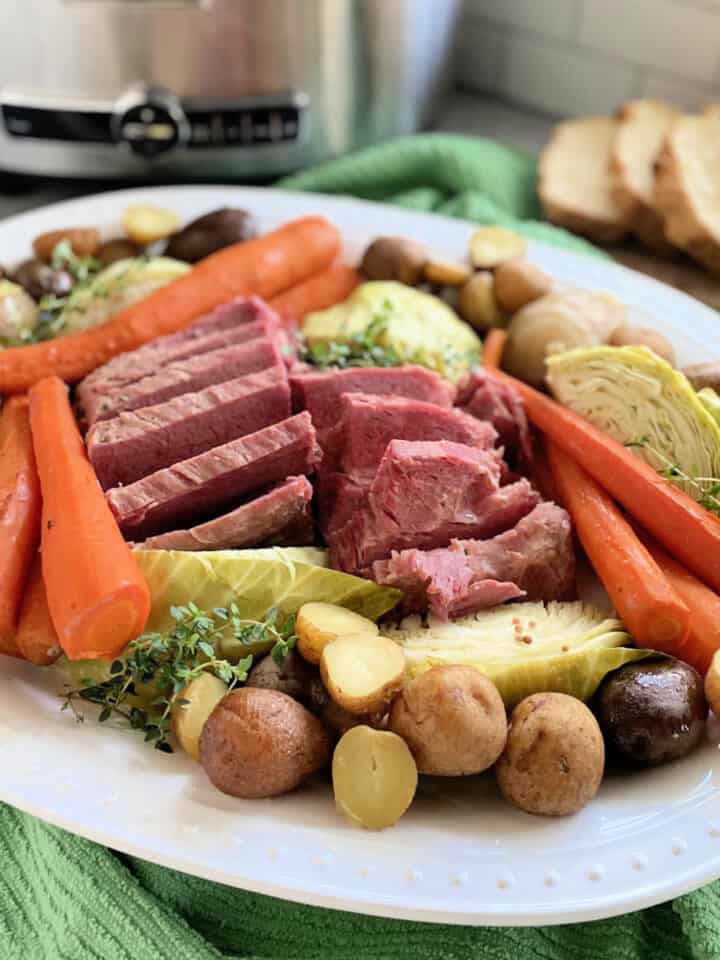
539,117,629,245
653,111,720,276
609,98,680,254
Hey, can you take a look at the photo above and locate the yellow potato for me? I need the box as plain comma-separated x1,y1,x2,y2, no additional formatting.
705,650,720,716
123,204,179,246
321,634,406,715
458,271,505,331
493,259,552,313
332,725,418,829
296,602,378,665
424,256,472,287
469,226,527,268
171,673,228,761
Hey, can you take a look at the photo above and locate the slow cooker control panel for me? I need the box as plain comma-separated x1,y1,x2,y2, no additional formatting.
1,87,306,157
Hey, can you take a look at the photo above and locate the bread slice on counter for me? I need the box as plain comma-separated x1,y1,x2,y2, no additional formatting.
653,111,720,276
539,117,629,245
609,98,680,255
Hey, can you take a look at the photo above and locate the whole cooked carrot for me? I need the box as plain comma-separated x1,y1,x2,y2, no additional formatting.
482,329,508,370
0,397,42,659
15,553,61,666
633,527,720,675
0,216,340,393
29,377,150,660
269,263,360,329
490,368,720,594
547,441,690,653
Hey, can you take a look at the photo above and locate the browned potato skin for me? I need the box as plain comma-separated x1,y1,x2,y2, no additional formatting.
33,227,100,262
13,259,72,300
97,239,140,267
246,649,329,715
360,237,428,286
165,208,257,263
199,688,330,799
494,259,552,314
390,665,507,776
496,693,604,816
609,324,676,365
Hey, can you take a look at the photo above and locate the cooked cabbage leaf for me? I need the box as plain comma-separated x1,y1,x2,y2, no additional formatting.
547,345,720,504
699,387,720,427
60,256,190,333
301,281,481,383
384,601,651,708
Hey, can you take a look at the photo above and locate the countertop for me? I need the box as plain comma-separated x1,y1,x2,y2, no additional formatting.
0,94,553,222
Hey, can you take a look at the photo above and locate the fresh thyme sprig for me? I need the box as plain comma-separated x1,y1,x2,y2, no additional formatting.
625,435,720,516
300,302,402,369
61,602,298,751
26,240,103,344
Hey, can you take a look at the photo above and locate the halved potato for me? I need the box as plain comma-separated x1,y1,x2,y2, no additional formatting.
123,204,179,246
332,725,418,829
296,602,378,665
424,256,471,286
320,634,406,715
171,672,228,760
458,271,505,331
469,226,527,268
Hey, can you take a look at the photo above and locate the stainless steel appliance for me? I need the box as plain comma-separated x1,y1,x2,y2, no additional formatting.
0,0,460,179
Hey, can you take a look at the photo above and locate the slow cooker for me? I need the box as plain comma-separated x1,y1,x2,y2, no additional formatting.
0,0,460,180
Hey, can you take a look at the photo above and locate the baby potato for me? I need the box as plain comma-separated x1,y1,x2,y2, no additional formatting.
496,693,604,816
469,226,527,268
296,602,378,665
390,666,507,776
493,259,552,313
706,651,720,716
199,688,330,799
321,634,406,715
247,648,329,714
424,256,472,287
33,227,100,262
609,324,676,365
458,271,505,331
332,725,418,829
123,204,179,246
171,672,228,761
360,237,428,286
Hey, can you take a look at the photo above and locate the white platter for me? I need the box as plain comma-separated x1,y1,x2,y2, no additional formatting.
1,185,719,927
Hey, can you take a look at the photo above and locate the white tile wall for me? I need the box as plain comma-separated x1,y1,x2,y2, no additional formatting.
458,0,720,117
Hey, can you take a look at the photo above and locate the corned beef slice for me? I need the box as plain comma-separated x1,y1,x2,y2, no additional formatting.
91,336,283,422
320,393,497,480
290,365,455,430
87,364,291,490
372,502,574,619
77,296,279,421
107,412,321,539
457,369,533,469
137,476,313,551
315,471,367,537
329,440,526,574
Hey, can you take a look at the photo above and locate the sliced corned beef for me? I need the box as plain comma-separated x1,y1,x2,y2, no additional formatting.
77,296,279,420
457,369,533,470
372,502,574,619
331,473,540,575
315,471,368,537
290,365,455,430
320,393,497,481
91,336,283,422
106,411,321,540
87,364,290,490
136,476,313,551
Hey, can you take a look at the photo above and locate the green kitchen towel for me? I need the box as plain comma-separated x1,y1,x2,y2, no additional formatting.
2,134,714,960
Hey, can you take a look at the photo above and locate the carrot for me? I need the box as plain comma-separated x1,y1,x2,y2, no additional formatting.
547,441,690,653
0,397,42,659
29,376,150,660
15,553,61,666
633,527,720,675
0,216,340,393
482,329,508,370
489,368,720,594
269,263,360,329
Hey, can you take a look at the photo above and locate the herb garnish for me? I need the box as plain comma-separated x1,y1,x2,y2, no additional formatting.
61,602,298,751
625,435,720,516
28,240,102,344
300,301,402,369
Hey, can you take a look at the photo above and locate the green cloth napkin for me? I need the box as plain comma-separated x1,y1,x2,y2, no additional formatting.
2,133,717,960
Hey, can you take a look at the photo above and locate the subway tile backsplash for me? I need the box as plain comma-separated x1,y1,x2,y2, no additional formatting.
459,0,720,117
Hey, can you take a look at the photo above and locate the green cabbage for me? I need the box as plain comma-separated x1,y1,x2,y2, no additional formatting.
301,281,481,383
547,345,720,502
699,387,720,427
384,601,651,708
60,256,191,333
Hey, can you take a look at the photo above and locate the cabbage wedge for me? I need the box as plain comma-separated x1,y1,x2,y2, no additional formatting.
547,345,720,504
384,601,651,708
